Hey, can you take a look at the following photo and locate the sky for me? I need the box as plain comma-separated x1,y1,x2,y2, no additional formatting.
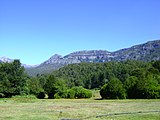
0,0,160,65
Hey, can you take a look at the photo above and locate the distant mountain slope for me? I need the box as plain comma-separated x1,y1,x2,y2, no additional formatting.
0,57,14,63
26,40,160,76
112,40,160,61
0,57,38,68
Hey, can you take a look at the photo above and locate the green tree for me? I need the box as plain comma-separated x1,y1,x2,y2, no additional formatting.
44,74,57,99
0,60,28,97
100,78,126,99
152,61,160,72
124,76,138,98
127,68,160,99
26,77,44,96
44,75,67,99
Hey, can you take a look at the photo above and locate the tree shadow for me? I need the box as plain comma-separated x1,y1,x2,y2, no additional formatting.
94,98,103,100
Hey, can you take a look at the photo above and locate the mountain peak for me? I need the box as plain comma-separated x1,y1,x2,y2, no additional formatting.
41,54,63,65
50,54,62,59
0,56,14,63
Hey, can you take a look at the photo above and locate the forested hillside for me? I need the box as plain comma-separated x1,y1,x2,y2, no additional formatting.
53,61,148,89
1,60,160,99
51,60,160,99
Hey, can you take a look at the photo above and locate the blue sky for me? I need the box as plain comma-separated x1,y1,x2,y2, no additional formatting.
0,0,160,65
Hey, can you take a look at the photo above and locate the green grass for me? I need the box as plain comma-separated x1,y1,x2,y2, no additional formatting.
0,98,160,120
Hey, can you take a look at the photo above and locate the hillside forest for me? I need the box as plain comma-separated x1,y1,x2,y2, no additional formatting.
0,60,160,99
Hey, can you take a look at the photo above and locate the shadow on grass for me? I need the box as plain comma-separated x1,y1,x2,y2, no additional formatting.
94,98,103,100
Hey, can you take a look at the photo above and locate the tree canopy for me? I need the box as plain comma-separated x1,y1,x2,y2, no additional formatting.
0,60,160,99
0,60,28,97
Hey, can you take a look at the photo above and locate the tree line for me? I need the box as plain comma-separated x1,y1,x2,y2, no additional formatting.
0,60,160,99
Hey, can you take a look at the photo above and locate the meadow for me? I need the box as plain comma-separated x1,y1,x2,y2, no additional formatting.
0,97,160,120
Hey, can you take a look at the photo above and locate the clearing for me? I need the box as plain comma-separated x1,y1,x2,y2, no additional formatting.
0,98,160,120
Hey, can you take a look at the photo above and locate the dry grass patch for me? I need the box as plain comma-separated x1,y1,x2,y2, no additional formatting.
0,98,160,120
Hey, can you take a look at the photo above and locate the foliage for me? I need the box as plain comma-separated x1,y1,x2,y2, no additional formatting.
1,60,160,99
67,89,75,99
71,86,92,98
26,77,44,96
52,60,160,99
43,74,67,99
0,60,28,97
100,78,126,99
46,85,92,99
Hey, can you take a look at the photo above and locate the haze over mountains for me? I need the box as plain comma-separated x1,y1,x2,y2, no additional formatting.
1,40,160,75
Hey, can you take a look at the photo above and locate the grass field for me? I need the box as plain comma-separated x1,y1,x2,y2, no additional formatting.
0,97,160,120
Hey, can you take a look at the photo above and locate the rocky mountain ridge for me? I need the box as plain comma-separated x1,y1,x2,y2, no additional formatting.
112,40,160,61
1,40,160,75
25,40,160,75
40,50,111,66
40,40,160,65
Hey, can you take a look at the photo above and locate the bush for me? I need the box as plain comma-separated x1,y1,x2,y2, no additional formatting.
54,90,68,99
67,89,76,99
81,89,92,98
71,86,92,98
54,93,61,99
100,78,126,99
46,86,92,99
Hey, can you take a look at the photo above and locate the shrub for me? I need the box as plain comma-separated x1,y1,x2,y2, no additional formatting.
54,93,61,99
54,90,68,99
81,89,92,98
100,78,126,99
46,86,92,99
67,89,75,99
71,86,92,98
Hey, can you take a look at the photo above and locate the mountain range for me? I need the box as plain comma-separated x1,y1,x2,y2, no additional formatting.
0,57,38,68
1,40,160,75
0,56,14,63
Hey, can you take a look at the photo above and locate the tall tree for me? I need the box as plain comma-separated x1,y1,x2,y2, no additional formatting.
0,60,28,97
